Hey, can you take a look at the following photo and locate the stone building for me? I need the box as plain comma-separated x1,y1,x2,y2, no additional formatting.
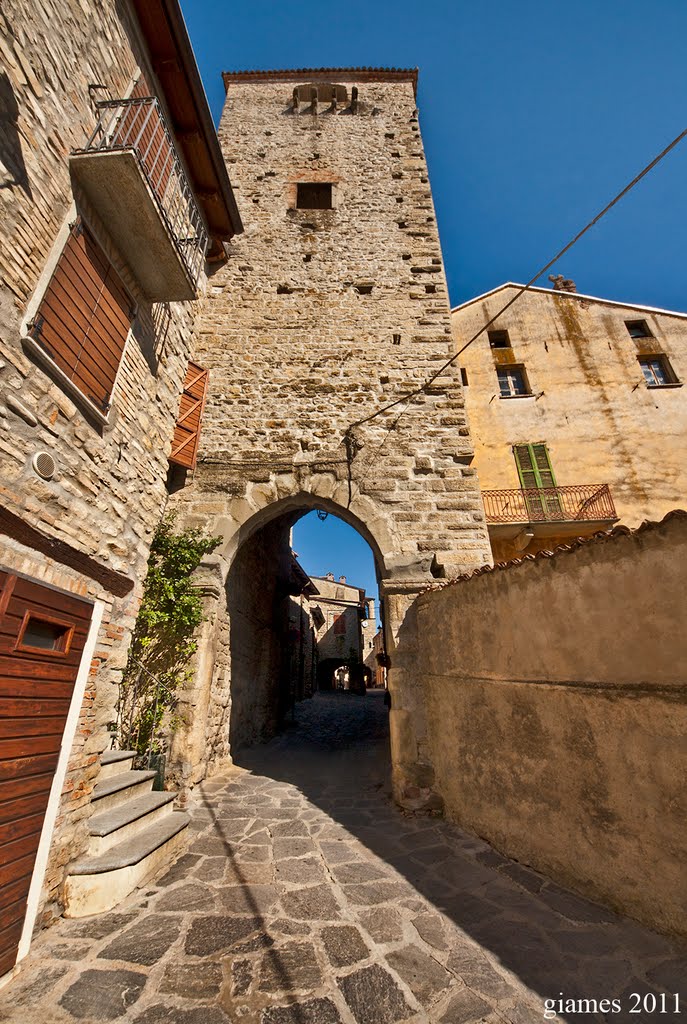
171,67,490,810
364,626,387,689
0,0,240,979
306,573,373,690
452,282,687,560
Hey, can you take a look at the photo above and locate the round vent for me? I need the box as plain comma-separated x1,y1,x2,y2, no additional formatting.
32,451,56,480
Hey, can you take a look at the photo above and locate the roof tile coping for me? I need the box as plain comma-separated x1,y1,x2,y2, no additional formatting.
451,282,687,321
222,67,419,96
421,509,687,595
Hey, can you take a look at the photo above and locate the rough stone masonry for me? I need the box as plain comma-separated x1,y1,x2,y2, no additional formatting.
171,69,492,808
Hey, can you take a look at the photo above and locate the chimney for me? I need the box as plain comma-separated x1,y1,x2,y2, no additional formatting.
339,575,346,584
325,571,334,581
548,273,577,293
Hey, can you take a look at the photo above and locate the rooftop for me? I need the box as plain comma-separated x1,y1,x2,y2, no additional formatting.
222,67,419,95
451,282,687,321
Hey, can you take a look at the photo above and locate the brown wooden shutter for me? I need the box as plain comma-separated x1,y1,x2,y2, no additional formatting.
169,362,208,470
29,221,134,411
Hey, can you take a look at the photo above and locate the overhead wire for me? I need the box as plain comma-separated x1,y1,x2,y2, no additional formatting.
345,122,687,451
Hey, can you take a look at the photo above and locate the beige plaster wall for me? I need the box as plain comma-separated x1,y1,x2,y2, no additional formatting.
414,513,687,936
453,287,687,558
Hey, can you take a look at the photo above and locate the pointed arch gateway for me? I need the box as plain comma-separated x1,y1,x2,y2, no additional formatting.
166,485,445,813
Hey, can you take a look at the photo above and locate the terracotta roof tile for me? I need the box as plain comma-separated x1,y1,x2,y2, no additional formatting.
423,509,687,593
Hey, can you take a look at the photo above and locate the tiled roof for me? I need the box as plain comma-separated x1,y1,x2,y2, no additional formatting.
423,509,687,593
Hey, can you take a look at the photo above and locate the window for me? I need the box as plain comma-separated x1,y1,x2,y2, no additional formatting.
626,320,652,339
488,329,511,349
513,443,562,519
638,355,679,387
460,367,469,387
497,365,530,397
169,362,209,470
513,444,557,489
27,220,134,414
15,613,74,655
296,183,333,210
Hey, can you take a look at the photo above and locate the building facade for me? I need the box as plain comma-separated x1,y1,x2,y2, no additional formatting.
306,573,373,690
171,68,490,813
453,282,687,561
0,0,240,978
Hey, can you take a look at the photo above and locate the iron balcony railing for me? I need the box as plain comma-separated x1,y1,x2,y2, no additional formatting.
483,484,617,525
75,96,208,286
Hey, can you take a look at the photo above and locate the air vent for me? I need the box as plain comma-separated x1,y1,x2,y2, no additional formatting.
32,451,56,480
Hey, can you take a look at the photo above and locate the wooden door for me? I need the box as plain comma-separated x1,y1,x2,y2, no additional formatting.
0,571,93,978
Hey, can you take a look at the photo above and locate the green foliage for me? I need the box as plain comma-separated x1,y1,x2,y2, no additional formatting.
117,514,220,759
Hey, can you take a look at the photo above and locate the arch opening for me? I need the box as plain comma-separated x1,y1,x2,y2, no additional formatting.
225,500,387,764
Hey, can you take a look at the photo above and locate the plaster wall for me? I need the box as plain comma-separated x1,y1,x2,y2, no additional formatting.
453,287,687,558
414,513,687,936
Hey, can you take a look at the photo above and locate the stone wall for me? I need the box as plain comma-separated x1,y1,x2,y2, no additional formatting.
172,70,492,809
177,71,491,578
410,512,687,936
0,2,200,924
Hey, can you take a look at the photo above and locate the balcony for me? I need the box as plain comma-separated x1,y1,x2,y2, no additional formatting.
70,97,208,301
483,484,618,540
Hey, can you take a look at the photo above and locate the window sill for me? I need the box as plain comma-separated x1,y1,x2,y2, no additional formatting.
499,393,534,400
646,382,683,389
21,335,112,426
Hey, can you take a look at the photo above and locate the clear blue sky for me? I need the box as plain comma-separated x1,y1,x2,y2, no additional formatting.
182,0,687,310
181,0,686,600
292,513,380,627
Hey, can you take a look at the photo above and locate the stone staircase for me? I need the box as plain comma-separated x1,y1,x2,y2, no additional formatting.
63,750,189,917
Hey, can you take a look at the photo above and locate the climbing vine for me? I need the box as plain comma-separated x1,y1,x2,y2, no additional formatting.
116,514,220,760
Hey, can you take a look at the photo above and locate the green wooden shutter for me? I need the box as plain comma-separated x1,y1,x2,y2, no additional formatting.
513,444,560,520
513,444,557,489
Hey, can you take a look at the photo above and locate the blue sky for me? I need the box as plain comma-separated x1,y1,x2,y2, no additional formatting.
292,513,380,627
181,0,687,603
183,0,687,311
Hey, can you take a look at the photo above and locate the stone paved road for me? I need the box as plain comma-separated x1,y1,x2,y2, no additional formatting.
1,691,684,1024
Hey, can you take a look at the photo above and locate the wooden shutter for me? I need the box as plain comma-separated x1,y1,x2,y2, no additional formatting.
169,362,208,470
514,444,557,489
0,571,93,978
29,221,134,411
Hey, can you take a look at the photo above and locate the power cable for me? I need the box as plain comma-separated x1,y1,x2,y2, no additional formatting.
346,123,687,439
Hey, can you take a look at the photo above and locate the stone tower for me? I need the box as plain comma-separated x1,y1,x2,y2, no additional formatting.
173,68,491,809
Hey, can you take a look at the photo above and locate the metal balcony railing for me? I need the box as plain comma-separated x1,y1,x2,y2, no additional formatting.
482,484,617,524
74,96,208,286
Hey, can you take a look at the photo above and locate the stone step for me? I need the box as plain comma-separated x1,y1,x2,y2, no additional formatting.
98,749,136,781
64,812,190,918
91,770,157,814
88,791,177,857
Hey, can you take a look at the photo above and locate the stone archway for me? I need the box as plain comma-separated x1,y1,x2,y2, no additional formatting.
168,485,444,812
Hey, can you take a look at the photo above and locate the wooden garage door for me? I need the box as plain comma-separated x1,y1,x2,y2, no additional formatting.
0,572,93,978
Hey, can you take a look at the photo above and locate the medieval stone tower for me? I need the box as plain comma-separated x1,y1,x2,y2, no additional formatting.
172,68,491,809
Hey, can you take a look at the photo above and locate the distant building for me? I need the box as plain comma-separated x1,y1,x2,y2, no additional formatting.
364,627,387,689
452,282,687,561
307,573,374,691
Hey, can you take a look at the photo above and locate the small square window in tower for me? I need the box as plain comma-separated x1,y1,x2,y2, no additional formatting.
638,355,679,387
296,183,333,210
497,365,530,397
626,319,652,339
488,329,511,348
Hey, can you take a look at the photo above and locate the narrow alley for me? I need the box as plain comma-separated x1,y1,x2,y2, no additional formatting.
0,692,682,1024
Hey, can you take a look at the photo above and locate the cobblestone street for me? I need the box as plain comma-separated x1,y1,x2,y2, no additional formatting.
1,691,683,1024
